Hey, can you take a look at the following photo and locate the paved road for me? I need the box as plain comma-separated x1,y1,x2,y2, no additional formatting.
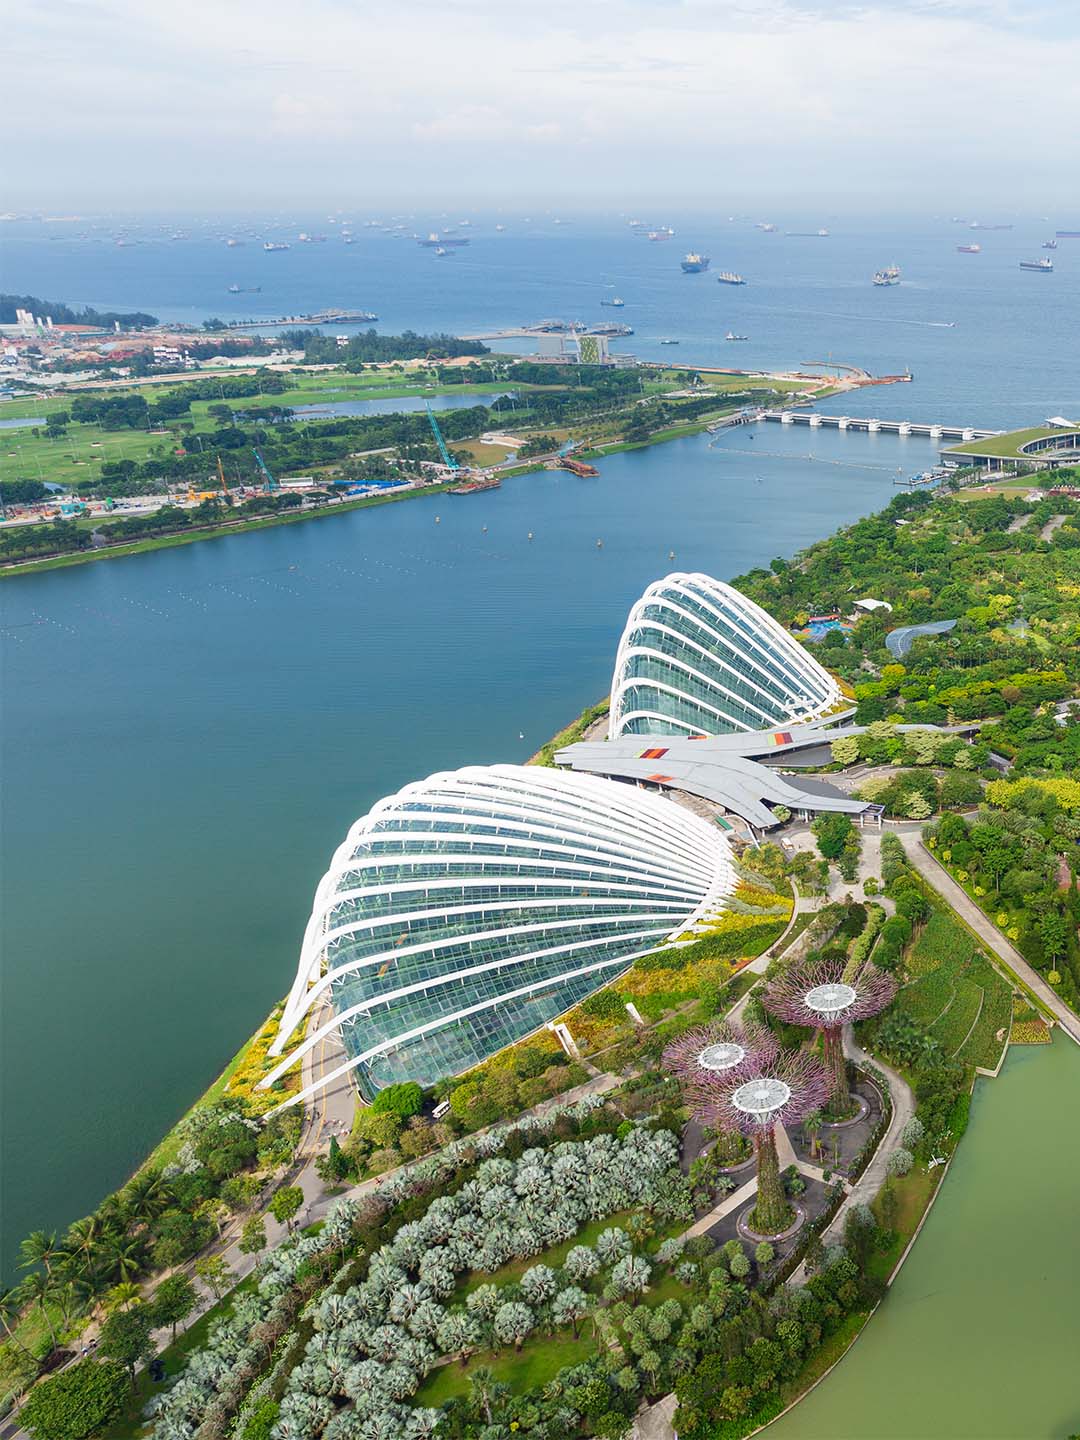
900,835,1080,1045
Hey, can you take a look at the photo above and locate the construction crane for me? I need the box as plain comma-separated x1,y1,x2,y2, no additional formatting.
217,455,230,503
425,402,460,472
252,446,278,493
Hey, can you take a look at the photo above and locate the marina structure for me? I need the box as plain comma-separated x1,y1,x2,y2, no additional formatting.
607,573,842,739
264,765,735,1103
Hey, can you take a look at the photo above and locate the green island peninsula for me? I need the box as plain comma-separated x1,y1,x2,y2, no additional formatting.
5,483,1080,1440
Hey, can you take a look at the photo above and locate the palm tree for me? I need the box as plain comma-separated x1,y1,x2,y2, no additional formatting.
102,1233,147,1285
20,1271,59,1350
103,1282,142,1314
19,1230,59,1280
123,1170,171,1226
0,1285,37,1361
468,1365,496,1425
63,1215,107,1277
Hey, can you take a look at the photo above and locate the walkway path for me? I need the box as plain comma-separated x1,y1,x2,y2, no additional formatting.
900,836,1080,1045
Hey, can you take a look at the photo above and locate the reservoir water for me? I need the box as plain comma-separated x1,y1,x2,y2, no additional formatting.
767,1036,1080,1440
1,425,925,1272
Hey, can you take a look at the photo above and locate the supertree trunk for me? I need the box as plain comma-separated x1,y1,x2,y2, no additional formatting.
822,1027,854,1117
751,1125,792,1236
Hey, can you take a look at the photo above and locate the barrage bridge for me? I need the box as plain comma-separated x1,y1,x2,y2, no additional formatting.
759,410,998,442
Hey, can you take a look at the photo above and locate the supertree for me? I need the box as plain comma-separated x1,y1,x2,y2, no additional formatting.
713,1049,831,1236
663,1019,779,1130
762,959,896,1118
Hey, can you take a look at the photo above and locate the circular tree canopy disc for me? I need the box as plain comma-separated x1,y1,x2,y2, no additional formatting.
698,1041,746,1072
804,981,857,1018
732,1077,792,1117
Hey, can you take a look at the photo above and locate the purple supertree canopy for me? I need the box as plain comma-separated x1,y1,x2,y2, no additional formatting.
664,1019,780,1122
761,958,897,1033
712,1048,832,1138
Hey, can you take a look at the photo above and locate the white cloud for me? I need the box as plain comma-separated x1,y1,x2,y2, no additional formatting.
4,0,1078,208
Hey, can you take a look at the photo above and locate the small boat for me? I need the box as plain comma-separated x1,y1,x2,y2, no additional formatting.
600,296,625,307
658,338,680,345
716,272,746,285
449,477,501,494
433,246,449,256
957,244,981,254
725,332,749,341
1043,239,1058,250
263,241,290,251
873,268,900,286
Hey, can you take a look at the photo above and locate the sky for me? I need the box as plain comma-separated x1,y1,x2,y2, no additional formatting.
5,0,1080,212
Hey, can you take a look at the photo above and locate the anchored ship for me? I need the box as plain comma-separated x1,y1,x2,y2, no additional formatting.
600,296,625,307
716,272,746,285
725,332,749,341
1020,257,1053,271
263,241,289,251
1043,239,1059,250
873,265,901,286
419,233,470,247
681,253,710,273
957,244,981,254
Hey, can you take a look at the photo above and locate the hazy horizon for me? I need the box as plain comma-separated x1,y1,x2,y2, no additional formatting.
7,0,1079,213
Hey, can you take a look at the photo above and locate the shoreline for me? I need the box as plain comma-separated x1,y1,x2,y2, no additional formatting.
0,409,743,580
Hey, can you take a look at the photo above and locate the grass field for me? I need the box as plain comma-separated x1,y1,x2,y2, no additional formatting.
898,908,1010,1070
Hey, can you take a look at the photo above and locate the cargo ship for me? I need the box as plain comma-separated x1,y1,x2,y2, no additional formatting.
449,477,501,494
725,332,749,341
600,296,625,307
1020,257,1053,271
957,244,981,254
873,266,901,286
419,233,470,247
227,284,262,293
263,241,290,251
716,271,746,285
681,253,710,273
648,227,674,241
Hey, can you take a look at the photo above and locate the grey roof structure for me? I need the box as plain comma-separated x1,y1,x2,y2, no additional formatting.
556,719,974,831
555,734,865,830
885,619,958,660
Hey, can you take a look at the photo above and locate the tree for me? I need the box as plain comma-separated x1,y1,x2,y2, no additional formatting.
551,1285,590,1339
887,1147,913,1178
803,1109,824,1160
435,1311,479,1367
102,1282,142,1314
1038,908,1068,967
99,1305,155,1390
194,1254,235,1300
492,1301,534,1351
370,1082,424,1119
0,1284,37,1361
269,1185,305,1233
830,736,860,766
19,1231,60,1280
610,1254,652,1297
239,1214,268,1256
150,1272,197,1340
19,1360,129,1440
19,1270,59,1349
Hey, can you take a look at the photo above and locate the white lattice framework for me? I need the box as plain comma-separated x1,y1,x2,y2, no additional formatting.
263,765,735,1107
609,572,841,739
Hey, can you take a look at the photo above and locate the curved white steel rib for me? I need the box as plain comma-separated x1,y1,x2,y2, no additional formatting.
265,765,734,1102
609,573,841,739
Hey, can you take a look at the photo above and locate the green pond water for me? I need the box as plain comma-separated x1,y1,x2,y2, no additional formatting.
767,1034,1080,1440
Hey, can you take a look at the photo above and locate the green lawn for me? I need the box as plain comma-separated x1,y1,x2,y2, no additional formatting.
929,976,983,1055
415,1328,595,1407
946,425,1074,460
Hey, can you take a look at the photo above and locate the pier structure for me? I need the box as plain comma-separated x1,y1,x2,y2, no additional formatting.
759,410,997,443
